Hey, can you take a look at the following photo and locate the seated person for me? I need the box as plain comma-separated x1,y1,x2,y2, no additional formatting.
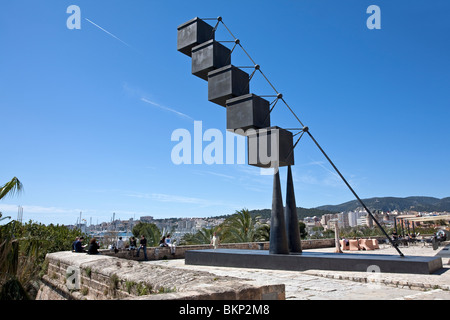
128,237,137,250
342,237,349,246
87,238,100,255
165,235,173,247
74,237,86,253
72,237,79,252
392,230,398,240
116,237,125,252
159,236,168,247
165,235,176,254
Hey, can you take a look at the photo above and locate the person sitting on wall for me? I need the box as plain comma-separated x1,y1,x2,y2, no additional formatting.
159,236,168,247
116,237,125,252
135,235,148,261
165,234,176,255
72,237,79,252
87,238,100,255
165,234,172,247
128,237,137,250
74,237,86,253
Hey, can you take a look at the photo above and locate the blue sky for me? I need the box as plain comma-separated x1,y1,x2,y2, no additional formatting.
1,0,449,225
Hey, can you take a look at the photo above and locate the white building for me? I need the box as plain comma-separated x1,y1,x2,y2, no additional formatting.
356,214,374,227
348,211,366,227
337,212,349,228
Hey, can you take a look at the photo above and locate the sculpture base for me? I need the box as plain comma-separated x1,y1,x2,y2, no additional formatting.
185,249,443,274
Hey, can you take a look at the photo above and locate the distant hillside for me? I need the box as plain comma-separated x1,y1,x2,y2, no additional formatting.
215,207,336,221
316,196,450,213
248,207,335,221
213,196,450,222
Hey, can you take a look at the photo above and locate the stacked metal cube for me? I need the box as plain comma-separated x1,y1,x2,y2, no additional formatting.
177,17,294,169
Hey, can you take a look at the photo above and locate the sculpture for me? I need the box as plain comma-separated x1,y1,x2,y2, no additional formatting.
177,16,403,257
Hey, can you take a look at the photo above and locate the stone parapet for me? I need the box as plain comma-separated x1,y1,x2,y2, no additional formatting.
36,251,285,300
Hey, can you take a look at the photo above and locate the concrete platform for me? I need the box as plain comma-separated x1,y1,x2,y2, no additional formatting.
185,249,443,274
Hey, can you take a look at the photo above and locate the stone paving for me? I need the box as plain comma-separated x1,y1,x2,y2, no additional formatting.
149,242,450,300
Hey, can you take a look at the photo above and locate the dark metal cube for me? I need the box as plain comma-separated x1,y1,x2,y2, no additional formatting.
247,126,294,168
192,40,231,81
226,94,271,135
207,65,250,107
177,18,214,57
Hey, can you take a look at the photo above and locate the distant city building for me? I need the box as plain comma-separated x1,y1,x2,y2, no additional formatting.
337,212,349,229
356,214,373,227
320,214,331,227
77,223,87,233
140,216,154,223
348,211,366,227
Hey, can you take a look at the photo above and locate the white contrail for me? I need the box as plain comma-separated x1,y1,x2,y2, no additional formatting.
141,98,194,121
85,18,134,50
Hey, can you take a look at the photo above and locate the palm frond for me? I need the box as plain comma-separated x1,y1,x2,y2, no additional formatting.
0,213,11,223
0,177,23,200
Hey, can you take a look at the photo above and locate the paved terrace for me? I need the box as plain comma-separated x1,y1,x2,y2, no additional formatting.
38,240,450,300
151,242,450,300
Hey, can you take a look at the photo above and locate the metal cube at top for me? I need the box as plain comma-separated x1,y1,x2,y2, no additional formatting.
247,126,294,168
226,94,270,135
177,17,214,57
192,40,231,81
208,65,250,107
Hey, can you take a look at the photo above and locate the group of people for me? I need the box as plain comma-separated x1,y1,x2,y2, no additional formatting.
392,229,449,247
71,235,138,255
159,234,174,247
71,232,221,260
72,236,100,255
392,230,416,240
111,236,128,253
131,234,177,260
392,230,427,247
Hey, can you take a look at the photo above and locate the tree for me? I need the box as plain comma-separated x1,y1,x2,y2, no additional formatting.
132,222,161,247
323,229,335,239
0,177,23,200
0,177,25,299
221,208,268,243
254,224,270,242
181,227,221,245
298,221,308,239
0,220,84,300
0,213,10,224
0,177,22,224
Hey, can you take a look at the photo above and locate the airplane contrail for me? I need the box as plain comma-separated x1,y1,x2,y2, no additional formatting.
141,98,194,121
85,18,135,50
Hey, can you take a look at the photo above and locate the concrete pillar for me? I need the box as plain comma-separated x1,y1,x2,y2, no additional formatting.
285,166,302,253
269,169,289,254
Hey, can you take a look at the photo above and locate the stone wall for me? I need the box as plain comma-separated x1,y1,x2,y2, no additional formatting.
36,240,336,300
36,251,285,300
